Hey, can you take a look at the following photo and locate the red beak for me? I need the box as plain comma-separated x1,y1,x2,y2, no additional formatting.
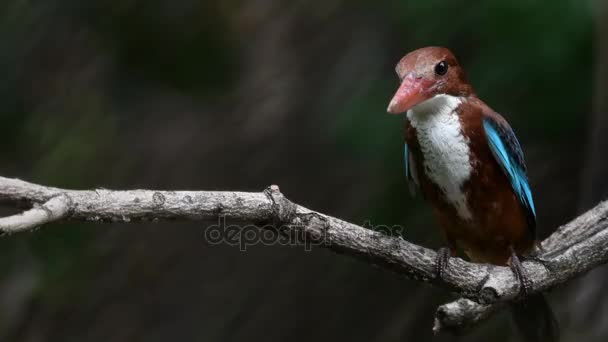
387,74,434,114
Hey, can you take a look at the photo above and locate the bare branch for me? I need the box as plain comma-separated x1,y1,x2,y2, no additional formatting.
0,176,607,334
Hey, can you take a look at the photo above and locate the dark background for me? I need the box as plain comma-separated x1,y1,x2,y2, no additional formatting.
0,0,606,341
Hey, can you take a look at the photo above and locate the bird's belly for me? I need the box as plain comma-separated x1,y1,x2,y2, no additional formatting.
410,107,473,221
436,171,534,265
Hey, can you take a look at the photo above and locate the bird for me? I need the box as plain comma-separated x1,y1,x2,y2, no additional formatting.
387,46,558,342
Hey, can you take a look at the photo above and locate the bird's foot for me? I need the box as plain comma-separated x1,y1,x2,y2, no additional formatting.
435,247,452,280
508,250,532,300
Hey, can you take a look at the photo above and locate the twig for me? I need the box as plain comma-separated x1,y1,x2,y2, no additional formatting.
0,194,70,234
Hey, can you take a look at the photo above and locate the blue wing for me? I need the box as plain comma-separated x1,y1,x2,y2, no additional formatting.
404,143,418,196
483,117,536,237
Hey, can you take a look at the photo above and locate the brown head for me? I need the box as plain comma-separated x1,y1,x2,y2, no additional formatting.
387,47,474,114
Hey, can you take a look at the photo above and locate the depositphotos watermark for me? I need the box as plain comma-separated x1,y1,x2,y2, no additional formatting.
203,216,326,251
203,217,406,252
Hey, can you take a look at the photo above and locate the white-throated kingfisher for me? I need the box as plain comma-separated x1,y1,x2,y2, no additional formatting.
387,47,558,342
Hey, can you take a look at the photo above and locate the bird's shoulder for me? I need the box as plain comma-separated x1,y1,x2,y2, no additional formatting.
458,98,525,162
457,97,509,128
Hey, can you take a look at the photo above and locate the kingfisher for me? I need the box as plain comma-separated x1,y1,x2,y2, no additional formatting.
387,47,558,342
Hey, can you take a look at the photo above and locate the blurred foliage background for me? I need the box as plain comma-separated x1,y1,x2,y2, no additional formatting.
0,0,605,341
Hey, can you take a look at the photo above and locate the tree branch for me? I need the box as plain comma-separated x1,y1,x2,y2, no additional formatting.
434,299,501,334
0,177,607,334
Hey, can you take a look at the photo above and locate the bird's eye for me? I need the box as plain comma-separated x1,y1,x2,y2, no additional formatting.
434,61,448,76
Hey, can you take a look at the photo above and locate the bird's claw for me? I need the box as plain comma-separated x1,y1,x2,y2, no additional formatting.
508,250,532,300
435,247,451,280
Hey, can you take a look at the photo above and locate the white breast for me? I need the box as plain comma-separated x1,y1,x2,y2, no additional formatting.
407,94,473,220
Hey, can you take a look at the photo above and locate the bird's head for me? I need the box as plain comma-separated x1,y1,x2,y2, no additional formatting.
387,47,473,114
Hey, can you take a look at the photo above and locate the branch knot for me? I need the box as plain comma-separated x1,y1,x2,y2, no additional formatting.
264,185,296,225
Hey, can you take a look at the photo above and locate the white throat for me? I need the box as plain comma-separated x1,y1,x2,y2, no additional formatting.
407,94,473,220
